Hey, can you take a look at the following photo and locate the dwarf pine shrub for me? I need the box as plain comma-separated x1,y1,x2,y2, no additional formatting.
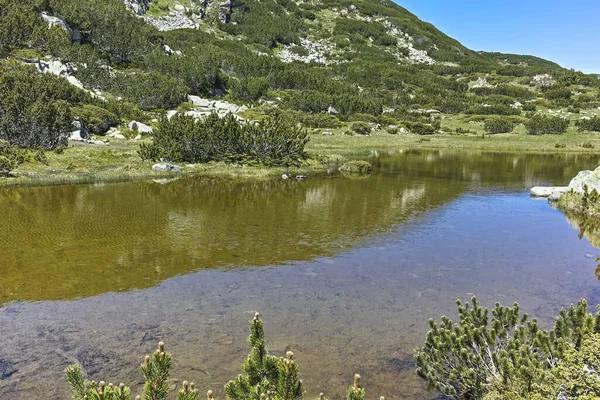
139,113,309,167
0,140,24,177
415,297,600,400
525,114,569,135
484,117,514,134
65,314,368,400
577,116,600,132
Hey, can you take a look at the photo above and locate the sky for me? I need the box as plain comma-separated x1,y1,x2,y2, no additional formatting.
395,0,600,73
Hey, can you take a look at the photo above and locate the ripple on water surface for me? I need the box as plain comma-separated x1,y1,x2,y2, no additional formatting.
1,150,600,399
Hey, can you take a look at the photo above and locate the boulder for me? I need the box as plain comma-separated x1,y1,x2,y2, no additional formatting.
166,110,179,120
219,0,232,23
107,129,126,140
328,105,338,115
70,118,89,141
41,12,71,34
152,163,181,172
281,174,290,180
530,186,568,198
568,167,600,194
187,95,211,108
322,131,333,136
128,121,153,134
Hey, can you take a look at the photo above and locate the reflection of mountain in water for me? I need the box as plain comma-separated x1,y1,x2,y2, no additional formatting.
2,150,600,303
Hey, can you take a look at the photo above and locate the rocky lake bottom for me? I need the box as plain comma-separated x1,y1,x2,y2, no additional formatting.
2,150,600,399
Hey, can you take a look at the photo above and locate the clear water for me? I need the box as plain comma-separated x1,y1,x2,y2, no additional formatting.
1,150,600,399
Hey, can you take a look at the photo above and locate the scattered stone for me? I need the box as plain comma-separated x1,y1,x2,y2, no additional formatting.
470,77,493,89
107,130,126,140
128,121,153,134
530,186,568,198
166,110,179,119
152,163,181,172
295,175,307,181
188,95,211,108
328,105,338,115
281,174,290,180
533,74,553,87
400,127,409,134
322,131,333,136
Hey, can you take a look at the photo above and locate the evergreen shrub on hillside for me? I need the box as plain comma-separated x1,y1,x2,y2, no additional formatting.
0,140,24,177
0,62,78,149
525,114,569,135
416,297,600,400
484,117,515,134
577,116,600,132
139,113,309,166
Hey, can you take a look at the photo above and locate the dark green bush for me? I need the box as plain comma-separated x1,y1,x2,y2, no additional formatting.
576,116,600,132
70,104,118,134
405,121,436,135
543,86,573,101
139,113,309,166
416,297,600,400
0,62,76,149
525,114,569,135
0,140,24,177
484,117,515,134
350,121,371,135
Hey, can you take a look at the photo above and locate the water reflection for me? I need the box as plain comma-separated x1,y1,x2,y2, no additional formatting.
563,213,600,279
2,150,600,400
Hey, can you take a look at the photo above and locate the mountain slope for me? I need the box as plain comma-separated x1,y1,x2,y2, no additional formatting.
0,0,599,148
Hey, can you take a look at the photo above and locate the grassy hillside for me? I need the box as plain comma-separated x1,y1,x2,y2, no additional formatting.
1,0,599,182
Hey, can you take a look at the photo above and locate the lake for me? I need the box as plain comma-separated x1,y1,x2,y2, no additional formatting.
1,150,600,399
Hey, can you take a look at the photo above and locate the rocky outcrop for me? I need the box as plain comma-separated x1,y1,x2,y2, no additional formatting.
70,118,89,141
218,0,232,23
568,168,600,194
128,121,153,134
122,0,152,15
533,74,553,87
152,163,181,172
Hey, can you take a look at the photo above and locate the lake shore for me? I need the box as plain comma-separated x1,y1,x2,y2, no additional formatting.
2,132,600,187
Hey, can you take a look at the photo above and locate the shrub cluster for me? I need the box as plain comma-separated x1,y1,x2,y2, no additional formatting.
139,113,309,166
484,117,515,134
0,140,24,177
416,297,600,400
576,116,600,132
0,62,81,149
525,114,569,135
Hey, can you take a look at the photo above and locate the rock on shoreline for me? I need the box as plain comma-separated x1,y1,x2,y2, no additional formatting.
531,165,600,202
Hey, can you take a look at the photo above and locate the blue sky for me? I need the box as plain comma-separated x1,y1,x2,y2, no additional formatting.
395,1,600,73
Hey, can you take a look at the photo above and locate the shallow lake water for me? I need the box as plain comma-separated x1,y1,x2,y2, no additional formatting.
2,150,600,399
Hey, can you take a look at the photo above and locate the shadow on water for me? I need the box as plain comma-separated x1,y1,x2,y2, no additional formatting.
2,150,600,400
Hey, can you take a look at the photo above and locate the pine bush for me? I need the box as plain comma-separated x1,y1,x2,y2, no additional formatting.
139,113,309,167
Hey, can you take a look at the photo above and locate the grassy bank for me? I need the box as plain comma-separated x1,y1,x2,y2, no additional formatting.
558,190,600,220
2,131,600,188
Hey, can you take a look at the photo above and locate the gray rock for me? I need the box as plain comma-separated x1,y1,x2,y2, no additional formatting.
187,95,211,108
322,131,333,136
219,0,232,23
166,110,179,119
281,174,290,180
41,12,71,34
328,105,338,115
69,119,89,141
400,127,409,134
530,186,568,198
107,129,126,140
295,175,307,181
152,163,181,172
122,0,151,15
128,121,153,134
568,170,596,193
